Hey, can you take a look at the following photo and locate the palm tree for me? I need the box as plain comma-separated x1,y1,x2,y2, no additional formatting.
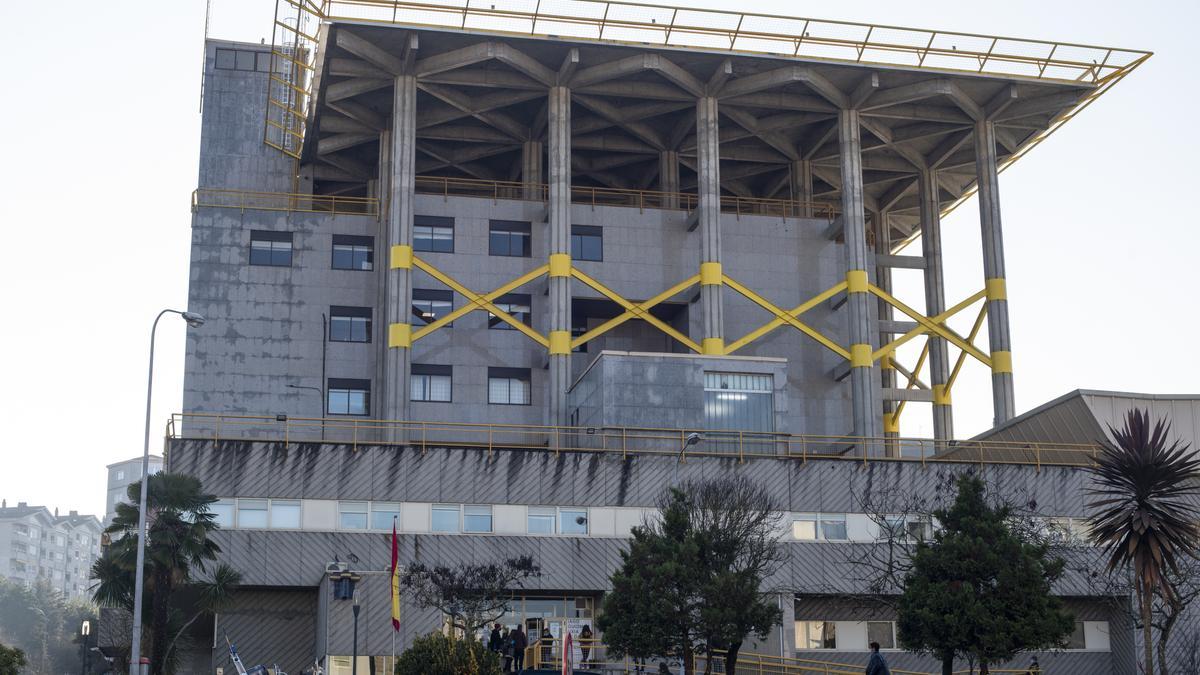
1086,409,1200,675
91,473,241,675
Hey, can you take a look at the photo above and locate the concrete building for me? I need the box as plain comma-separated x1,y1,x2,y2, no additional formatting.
0,502,102,602
162,1,1167,673
104,455,163,526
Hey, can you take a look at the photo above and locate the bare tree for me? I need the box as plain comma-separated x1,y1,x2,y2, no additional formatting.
400,556,540,637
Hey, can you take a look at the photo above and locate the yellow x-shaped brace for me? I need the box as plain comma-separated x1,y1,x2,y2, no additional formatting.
723,277,851,358
570,269,702,353
871,286,990,367
410,256,550,348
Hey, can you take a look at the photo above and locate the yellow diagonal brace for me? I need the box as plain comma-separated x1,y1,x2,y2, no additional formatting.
870,285,990,367
946,303,989,392
410,257,550,347
872,288,986,362
571,269,701,353
723,278,851,359
891,342,930,422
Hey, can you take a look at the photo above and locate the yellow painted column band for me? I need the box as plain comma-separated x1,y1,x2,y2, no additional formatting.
883,413,900,434
991,350,1013,374
390,244,413,270
548,330,571,355
850,343,873,368
932,384,952,406
548,253,572,278
699,262,723,286
846,269,868,293
388,323,411,349
701,337,725,355
985,277,1007,301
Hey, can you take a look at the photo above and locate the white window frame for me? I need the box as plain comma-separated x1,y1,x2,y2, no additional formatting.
431,504,461,533
371,503,402,531
463,505,494,533
269,500,302,529
338,501,369,530
528,507,556,535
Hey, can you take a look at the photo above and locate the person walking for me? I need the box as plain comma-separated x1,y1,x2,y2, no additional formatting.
501,627,514,672
866,642,891,675
511,625,528,673
489,623,504,655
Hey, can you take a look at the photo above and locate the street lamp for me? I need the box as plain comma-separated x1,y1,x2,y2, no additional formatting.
351,593,361,675
128,309,206,675
286,384,326,440
81,620,91,675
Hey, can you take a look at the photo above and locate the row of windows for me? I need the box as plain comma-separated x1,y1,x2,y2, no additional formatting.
247,221,604,269
320,368,532,414
209,499,591,536
325,293,534,344
213,48,274,73
792,513,1093,546
796,620,1109,652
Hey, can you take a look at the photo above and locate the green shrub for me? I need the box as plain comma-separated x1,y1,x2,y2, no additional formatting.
0,643,26,675
394,632,501,675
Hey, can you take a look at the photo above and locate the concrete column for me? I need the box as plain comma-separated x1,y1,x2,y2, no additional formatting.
521,140,543,200
974,120,1015,425
384,74,417,436
659,150,680,208
375,129,393,437
873,210,898,442
838,109,882,443
920,169,954,442
789,159,813,218
696,96,724,355
547,86,572,426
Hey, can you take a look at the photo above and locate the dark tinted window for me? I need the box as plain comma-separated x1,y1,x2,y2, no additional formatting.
414,215,454,253
489,220,531,257
327,378,370,416
332,234,373,270
488,293,531,330
571,225,602,261
412,289,453,327
329,306,372,343
250,230,293,267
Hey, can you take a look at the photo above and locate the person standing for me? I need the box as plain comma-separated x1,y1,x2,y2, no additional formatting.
539,626,554,666
866,641,891,675
511,625,528,673
489,623,504,655
579,624,593,665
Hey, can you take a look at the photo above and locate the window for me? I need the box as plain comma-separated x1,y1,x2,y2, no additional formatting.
237,499,268,528
115,469,125,481
330,306,372,343
528,507,556,534
339,502,368,530
796,621,836,650
464,505,493,533
704,372,774,433
371,503,401,531
489,220,531,257
270,500,301,529
332,234,374,271
560,509,588,535
1065,621,1086,650
13,524,28,536
328,379,370,415
488,368,531,405
12,543,27,554
414,215,454,253
488,293,531,330
867,621,895,649
214,48,266,72
209,499,235,528
412,289,453,327
432,505,460,533
571,225,603,261
793,514,847,541
250,230,293,267
411,364,452,402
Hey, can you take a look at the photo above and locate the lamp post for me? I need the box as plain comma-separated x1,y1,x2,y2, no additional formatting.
351,593,361,675
81,620,91,675
286,384,325,440
128,309,205,675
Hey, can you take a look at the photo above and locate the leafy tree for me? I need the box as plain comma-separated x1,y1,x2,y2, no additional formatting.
0,643,26,675
0,578,96,675
399,556,540,636
91,473,242,675
896,474,1074,675
600,477,784,675
394,632,501,675
1087,409,1200,675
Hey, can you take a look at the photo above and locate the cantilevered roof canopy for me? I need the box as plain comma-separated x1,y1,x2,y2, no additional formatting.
269,0,1148,245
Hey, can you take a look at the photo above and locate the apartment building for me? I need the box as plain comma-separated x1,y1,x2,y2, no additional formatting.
0,502,102,602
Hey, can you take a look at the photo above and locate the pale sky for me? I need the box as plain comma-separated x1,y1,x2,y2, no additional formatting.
0,0,1195,518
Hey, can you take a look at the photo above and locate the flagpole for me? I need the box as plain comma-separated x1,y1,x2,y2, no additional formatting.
391,515,399,673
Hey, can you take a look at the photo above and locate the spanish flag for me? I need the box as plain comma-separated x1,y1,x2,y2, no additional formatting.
390,519,401,631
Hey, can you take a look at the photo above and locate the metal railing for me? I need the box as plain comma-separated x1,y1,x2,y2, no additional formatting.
314,0,1146,84
191,188,379,215
414,175,838,219
168,412,1100,469
702,650,1044,674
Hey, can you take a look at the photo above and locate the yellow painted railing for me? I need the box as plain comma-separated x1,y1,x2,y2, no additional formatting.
414,175,838,219
168,412,1100,468
191,188,378,215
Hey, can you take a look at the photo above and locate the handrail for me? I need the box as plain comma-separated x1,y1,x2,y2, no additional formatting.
191,188,379,215
315,0,1147,84
704,649,1047,674
414,175,838,219
168,412,1100,468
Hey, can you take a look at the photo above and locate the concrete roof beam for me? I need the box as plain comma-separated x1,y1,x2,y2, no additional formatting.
317,133,376,155
328,101,386,131
718,65,848,108
335,30,408,76
572,93,666,151
418,82,530,141
326,77,392,102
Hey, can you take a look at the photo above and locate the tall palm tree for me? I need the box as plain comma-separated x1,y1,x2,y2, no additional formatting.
1086,409,1200,675
91,473,240,675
